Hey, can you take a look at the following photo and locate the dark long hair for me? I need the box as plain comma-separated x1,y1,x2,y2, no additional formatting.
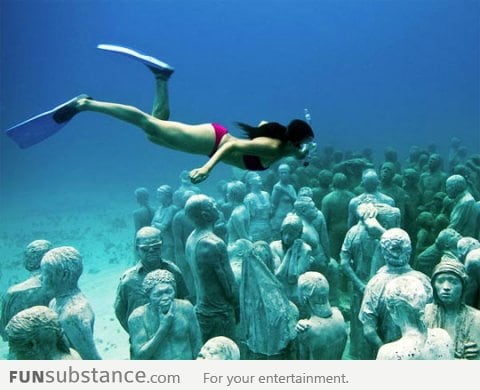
237,119,313,144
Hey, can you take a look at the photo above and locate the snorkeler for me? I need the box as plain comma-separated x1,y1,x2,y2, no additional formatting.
6,44,316,184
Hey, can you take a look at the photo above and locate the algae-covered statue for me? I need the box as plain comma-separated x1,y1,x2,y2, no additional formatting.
271,164,297,239
376,275,453,360
445,174,477,238
225,180,251,245
132,187,155,235
270,213,313,306
359,228,432,356
240,241,298,359
425,259,480,359
114,226,189,333
128,269,201,360
41,246,101,359
6,306,81,360
185,194,238,343
0,239,53,340
244,172,272,242
295,272,347,360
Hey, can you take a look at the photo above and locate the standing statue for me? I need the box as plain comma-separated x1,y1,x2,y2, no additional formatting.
244,172,272,242
41,246,101,359
128,269,201,359
271,164,297,239
1,240,53,340
5,306,81,360
295,272,347,359
185,194,238,343
377,275,453,360
425,259,480,359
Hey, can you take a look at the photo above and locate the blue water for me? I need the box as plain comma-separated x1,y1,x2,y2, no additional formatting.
0,0,479,358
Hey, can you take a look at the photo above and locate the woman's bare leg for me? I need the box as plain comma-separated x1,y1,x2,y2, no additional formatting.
151,75,170,120
76,98,215,155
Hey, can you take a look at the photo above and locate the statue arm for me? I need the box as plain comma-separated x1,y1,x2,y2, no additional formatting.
129,304,175,360
62,311,101,360
465,258,480,308
187,305,202,357
114,283,129,332
340,235,366,293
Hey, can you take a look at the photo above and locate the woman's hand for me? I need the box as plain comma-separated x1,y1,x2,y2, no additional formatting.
189,167,209,184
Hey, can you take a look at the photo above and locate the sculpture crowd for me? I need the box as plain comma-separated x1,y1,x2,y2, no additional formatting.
2,137,480,360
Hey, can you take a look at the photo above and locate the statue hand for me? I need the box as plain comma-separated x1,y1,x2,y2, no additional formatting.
295,319,310,333
463,342,479,359
189,167,209,184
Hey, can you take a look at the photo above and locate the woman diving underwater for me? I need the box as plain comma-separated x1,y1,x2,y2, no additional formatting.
6,44,316,184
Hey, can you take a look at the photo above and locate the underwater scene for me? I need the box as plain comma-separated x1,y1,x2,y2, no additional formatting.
0,0,479,360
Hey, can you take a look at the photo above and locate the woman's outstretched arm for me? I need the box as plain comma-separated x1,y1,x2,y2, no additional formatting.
189,137,282,183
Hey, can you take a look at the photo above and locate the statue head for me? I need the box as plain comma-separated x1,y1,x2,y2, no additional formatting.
277,163,291,182
403,168,419,186
427,153,442,171
298,272,329,303
435,228,462,253
6,306,70,360
135,226,163,268
457,237,480,263
156,184,173,204
431,259,468,305
416,211,434,229
245,172,262,189
380,162,396,182
318,169,333,188
361,169,380,193
280,213,304,247
24,239,53,272
380,228,411,267
446,175,467,199
332,172,348,190
197,336,240,360
40,247,83,294
226,181,247,203
143,269,176,313
298,186,313,199
294,196,317,221
384,275,428,328
134,187,150,206
185,194,219,227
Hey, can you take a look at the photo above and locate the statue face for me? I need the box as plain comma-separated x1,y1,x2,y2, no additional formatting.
40,265,61,295
149,282,175,313
281,227,301,247
434,273,462,306
137,236,163,267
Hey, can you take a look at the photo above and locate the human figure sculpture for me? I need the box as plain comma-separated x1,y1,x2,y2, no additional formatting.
114,226,188,333
415,228,462,277
132,187,155,235
379,162,411,229
425,259,480,359
457,237,480,264
185,194,238,343
295,272,347,360
383,147,402,173
128,269,201,359
465,248,480,309
445,174,477,238
5,306,81,360
293,196,339,304
403,168,422,215
321,173,355,261
225,181,251,245
414,211,436,260
271,164,297,239
270,213,313,306
172,189,196,301
377,275,453,360
240,241,298,359
359,228,433,356
340,203,382,359
41,246,101,360
197,336,240,360
244,172,272,242
312,169,333,209
228,239,253,287
152,184,177,261
419,153,448,204
0,240,53,340
347,169,394,227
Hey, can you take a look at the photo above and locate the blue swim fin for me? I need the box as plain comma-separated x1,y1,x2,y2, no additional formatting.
5,94,88,149
97,43,174,78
